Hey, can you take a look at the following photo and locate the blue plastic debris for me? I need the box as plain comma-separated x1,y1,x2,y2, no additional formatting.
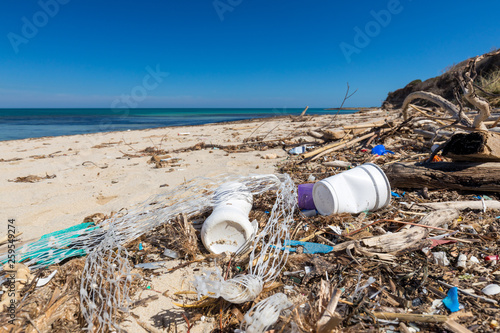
442,287,460,312
283,240,333,254
139,243,144,251
301,209,317,217
391,191,401,198
371,145,395,156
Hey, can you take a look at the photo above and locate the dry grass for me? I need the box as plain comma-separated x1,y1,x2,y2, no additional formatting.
478,68,500,106
0,259,85,333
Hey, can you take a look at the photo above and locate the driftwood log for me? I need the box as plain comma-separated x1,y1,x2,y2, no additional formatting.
322,129,347,140
442,131,500,162
331,209,459,255
383,162,500,192
412,200,500,211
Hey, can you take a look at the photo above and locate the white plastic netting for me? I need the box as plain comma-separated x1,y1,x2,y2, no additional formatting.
193,268,264,304
80,227,133,332
239,293,292,333
248,173,297,281
78,173,286,331
193,173,297,304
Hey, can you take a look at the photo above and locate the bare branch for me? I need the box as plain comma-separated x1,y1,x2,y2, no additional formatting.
322,82,358,129
458,58,491,130
402,91,473,127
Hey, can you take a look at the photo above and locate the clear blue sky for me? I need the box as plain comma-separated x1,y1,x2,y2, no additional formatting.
0,0,499,108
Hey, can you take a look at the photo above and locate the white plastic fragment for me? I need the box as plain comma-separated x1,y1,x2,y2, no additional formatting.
329,225,342,235
432,252,450,266
288,145,307,155
163,248,179,259
323,160,352,168
36,269,58,287
408,324,419,333
135,261,168,270
470,256,480,264
460,224,477,234
456,254,467,268
353,275,376,300
427,299,443,315
482,284,500,296
240,293,292,333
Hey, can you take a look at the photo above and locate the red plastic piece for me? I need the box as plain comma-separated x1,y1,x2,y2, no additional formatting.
485,255,499,261
430,239,455,248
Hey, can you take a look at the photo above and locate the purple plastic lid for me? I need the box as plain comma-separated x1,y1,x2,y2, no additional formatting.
298,183,316,210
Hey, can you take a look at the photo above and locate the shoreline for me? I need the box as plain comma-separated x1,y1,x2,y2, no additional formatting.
0,108,365,143
0,113,301,143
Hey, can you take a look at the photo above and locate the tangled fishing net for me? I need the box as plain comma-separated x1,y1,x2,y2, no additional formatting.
79,227,133,332
238,293,292,333
193,268,264,304
78,173,285,330
193,173,297,304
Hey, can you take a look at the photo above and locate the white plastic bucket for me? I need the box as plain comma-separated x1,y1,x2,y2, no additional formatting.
201,182,254,254
312,163,391,215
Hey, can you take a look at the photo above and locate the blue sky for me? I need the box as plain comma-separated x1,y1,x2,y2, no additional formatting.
0,0,499,108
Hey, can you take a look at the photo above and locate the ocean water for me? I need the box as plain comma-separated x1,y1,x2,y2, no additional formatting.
0,108,358,141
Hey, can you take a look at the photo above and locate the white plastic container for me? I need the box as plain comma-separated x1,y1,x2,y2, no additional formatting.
201,182,254,254
312,163,391,215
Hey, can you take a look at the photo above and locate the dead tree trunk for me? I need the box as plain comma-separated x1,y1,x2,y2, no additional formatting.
383,162,500,192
